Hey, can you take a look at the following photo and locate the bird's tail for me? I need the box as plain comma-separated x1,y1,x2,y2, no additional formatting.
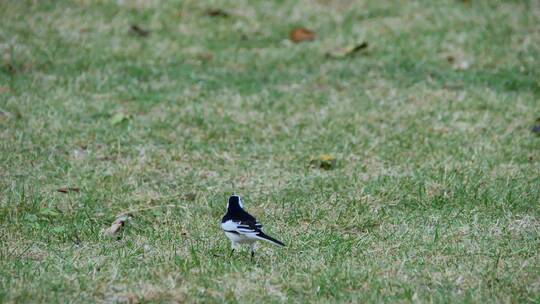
255,232,285,247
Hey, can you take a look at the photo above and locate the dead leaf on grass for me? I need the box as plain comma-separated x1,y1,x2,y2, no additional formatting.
326,42,368,59
57,187,80,193
309,154,337,170
110,112,131,125
289,28,316,43
129,24,149,37
204,9,230,18
98,155,115,161
103,215,130,237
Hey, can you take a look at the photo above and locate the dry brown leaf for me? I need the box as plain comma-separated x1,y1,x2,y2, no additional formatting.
204,9,230,18
97,155,115,161
129,24,149,37
110,112,131,125
309,154,337,170
103,215,129,237
57,187,80,193
326,42,368,59
289,28,316,43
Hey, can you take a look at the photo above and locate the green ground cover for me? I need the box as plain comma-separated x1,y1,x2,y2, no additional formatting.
1,0,539,302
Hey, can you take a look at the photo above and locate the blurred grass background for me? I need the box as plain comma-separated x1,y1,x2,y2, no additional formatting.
1,0,539,302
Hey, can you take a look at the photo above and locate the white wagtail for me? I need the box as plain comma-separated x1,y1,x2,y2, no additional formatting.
221,195,284,259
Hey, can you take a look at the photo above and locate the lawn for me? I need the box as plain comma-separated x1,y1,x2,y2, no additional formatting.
1,0,540,302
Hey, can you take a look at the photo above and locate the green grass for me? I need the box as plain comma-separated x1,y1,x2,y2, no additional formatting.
1,0,540,302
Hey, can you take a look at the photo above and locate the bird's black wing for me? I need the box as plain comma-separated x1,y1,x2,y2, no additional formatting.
221,208,262,234
237,217,284,247
221,208,284,246
239,210,263,229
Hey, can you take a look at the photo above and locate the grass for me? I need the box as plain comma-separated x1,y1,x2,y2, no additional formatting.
1,0,540,302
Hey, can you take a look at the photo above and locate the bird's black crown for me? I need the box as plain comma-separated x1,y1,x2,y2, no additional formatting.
227,195,243,209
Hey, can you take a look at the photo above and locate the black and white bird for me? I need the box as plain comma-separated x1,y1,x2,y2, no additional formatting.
221,195,284,259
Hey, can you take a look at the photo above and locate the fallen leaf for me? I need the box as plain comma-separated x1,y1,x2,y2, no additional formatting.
309,154,337,170
129,24,149,37
110,112,130,125
326,42,368,59
57,187,80,193
0,86,12,94
204,9,230,18
103,215,130,237
289,28,316,43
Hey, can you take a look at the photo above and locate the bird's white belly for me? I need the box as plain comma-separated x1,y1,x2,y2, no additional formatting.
225,232,256,244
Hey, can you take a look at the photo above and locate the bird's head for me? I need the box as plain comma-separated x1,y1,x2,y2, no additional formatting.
227,195,244,210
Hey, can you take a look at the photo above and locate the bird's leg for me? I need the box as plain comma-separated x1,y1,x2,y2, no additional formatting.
250,243,256,261
230,241,238,257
